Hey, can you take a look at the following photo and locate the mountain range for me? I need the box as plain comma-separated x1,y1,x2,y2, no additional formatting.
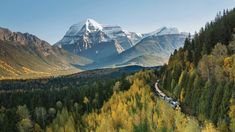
56,19,187,69
0,19,187,78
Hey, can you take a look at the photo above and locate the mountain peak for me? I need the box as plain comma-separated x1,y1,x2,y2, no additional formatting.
83,18,103,32
65,19,103,36
144,27,180,37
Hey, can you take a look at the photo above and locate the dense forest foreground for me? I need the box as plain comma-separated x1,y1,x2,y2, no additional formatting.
0,69,223,132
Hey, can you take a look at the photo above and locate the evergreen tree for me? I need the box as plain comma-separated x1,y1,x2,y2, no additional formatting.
210,83,224,123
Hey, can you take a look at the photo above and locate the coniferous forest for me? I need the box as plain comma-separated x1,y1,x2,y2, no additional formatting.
0,4,235,132
161,8,235,131
0,69,221,132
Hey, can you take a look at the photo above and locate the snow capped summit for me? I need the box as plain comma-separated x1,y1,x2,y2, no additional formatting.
58,19,144,47
122,30,143,44
56,19,141,54
55,19,141,62
82,18,103,32
143,27,180,37
65,19,103,36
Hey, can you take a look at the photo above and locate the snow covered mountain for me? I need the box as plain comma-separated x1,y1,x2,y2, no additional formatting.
143,27,180,37
55,19,142,61
56,19,187,69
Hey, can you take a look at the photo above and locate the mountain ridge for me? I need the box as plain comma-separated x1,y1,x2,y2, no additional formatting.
0,27,92,79
55,19,187,68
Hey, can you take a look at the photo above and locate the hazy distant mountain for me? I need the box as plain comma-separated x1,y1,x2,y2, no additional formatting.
95,34,187,67
114,34,187,66
77,34,187,70
0,27,92,79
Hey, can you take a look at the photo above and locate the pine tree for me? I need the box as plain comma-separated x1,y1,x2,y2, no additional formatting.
210,83,224,123
199,80,213,120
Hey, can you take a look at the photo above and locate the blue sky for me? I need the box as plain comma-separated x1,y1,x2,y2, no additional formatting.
0,0,234,44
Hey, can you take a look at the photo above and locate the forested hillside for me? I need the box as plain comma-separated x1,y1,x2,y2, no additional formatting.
161,8,235,131
0,69,219,132
82,71,216,132
44,70,220,131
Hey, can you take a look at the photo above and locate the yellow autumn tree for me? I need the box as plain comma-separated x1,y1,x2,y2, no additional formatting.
83,70,205,131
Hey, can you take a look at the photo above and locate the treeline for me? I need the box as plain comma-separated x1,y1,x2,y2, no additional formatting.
161,8,235,131
0,73,131,131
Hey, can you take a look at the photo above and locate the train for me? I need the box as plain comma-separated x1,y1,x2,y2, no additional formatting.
155,81,180,109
